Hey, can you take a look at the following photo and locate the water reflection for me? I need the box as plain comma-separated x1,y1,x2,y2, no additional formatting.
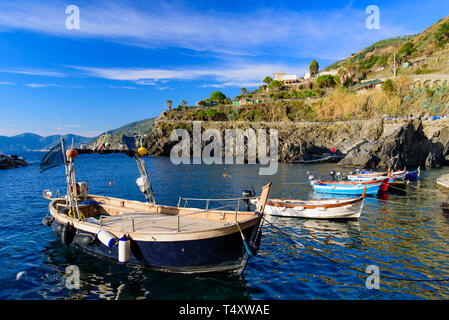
40,240,251,300
264,215,362,248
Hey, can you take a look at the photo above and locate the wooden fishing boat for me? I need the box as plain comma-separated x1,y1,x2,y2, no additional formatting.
358,170,387,176
45,188,270,274
257,191,365,219
41,138,272,274
405,167,421,181
391,170,406,181
310,177,389,195
347,170,404,181
346,175,389,181
388,180,409,192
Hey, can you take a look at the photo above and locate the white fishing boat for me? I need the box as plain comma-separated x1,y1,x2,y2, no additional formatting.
251,189,366,219
40,138,272,274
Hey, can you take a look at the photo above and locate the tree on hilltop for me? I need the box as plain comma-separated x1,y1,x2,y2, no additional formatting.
309,59,319,77
263,76,273,85
166,99,173,111
268,80,283,91
210,91,227,103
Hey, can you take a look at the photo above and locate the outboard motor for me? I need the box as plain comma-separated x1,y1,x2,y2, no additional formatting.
329,171,336,180
241,189,255,211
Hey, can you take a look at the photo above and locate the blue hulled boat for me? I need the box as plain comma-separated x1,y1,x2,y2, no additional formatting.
310,177,389,195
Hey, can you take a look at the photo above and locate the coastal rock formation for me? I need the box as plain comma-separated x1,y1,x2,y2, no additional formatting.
143,118,449,169
0,154,28,169
339,119,448,168
144,119,385,162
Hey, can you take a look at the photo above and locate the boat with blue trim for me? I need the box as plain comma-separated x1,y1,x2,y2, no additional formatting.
41,138,272,274
309,175,389,195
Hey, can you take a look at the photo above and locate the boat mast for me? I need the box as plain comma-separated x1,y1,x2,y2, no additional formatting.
135,132,156,204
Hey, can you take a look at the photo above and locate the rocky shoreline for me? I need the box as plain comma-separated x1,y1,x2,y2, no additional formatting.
142,118,449,169
84,118,449,169
0,153,28,169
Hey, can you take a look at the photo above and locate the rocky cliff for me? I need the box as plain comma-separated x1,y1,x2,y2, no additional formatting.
143,118,449,169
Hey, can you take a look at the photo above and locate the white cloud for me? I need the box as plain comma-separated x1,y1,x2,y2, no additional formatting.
0,69,65,77
0,81,14,85
26,83,61,88
73,61,309,88
0,1,414,61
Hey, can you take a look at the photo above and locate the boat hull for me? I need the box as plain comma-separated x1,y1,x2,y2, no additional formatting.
405,169,420,181
46,193,269,274
51,218,261,274
312,183,381,195
263,198,364,219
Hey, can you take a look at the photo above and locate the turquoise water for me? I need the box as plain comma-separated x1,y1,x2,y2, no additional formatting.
1,152,449,299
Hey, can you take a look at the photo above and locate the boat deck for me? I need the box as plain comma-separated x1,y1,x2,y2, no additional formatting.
88,212,231,233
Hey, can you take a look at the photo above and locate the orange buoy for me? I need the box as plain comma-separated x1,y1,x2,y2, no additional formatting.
109,181,114,186
66,149,78,159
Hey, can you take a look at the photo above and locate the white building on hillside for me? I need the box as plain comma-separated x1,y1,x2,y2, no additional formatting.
273,72,299,81
317,69,338,77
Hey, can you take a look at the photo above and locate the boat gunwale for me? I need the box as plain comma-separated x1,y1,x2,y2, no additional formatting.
316,178,386,186
266,196,363,209
48,196,261,242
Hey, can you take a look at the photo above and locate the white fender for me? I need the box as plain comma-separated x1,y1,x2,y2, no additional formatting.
293,206,305,211
97,230,116,247
118,235,130,263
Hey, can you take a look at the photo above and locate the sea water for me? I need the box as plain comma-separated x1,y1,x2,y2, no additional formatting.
1,152,449,299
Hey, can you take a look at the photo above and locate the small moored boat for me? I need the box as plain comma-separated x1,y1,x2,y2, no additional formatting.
309,175,389,195
254,189,366,219
405,167,421,181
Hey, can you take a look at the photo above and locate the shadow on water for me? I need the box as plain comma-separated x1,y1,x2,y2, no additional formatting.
39,239,251,300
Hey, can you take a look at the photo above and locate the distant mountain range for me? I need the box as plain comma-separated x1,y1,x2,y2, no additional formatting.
0,133,94,152
99,117,157,137
0,117,157,152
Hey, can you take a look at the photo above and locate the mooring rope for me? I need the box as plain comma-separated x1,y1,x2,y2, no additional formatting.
263,217,449,283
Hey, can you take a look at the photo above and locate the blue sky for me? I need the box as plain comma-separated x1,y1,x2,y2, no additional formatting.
0,0,448,137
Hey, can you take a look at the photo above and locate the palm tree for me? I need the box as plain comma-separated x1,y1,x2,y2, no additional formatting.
337,68,347,85
166,99,173,111
241,87,247,95
181,100,187,108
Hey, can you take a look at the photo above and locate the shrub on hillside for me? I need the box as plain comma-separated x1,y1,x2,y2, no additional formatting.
383,79,395,94
435,22,449,48
316,74,337,88
398,41,417,56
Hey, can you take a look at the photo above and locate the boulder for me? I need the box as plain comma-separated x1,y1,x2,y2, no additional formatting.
339,120,445,169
